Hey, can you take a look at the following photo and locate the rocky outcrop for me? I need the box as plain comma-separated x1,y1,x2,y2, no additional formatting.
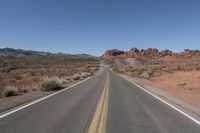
126,48,139,57
102,48,200,59
102,48,175,59
160,49,173,57
180,49,200,58
102,49,125,58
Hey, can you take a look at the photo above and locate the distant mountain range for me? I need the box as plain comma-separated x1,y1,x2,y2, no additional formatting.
0,48,95,58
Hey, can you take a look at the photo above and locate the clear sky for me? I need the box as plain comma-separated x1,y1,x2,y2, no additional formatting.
0,0,200,56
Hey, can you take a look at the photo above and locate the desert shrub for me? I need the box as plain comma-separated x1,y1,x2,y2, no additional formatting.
2,85,18,97
33,77,41,82
22,89,28,93
20,86,29,93
153,61,161,65
112,66,121,73
178,81,187,86
90,72,95,76
148,71,154,77
73,73,81,80
176,65,182,71
131,69,144,77
15,75,22,80
140,71,150,79
151,71,161,77
194,66,200,71
63,76,72,82
41,77,62,91
81,72,92,78
29,71,36,76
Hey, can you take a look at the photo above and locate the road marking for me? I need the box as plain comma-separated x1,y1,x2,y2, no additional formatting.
87,75,109,133
0,75,95,119
116,72,200,126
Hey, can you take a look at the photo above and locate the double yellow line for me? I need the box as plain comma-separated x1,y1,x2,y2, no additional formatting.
87,75,110,133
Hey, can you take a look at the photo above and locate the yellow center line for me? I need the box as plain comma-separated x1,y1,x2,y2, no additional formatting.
87,75,109,133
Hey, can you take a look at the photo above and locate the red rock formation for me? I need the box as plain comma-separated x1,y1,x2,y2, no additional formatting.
102,48,200,59
128,48,139,57
102,49,125,59
160,50,173,57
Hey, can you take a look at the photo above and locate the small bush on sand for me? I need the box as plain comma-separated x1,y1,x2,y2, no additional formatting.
29,71,36,76
112,66,121,74
194,66,200,71
81,72,92,78
41,77,62,91
20,86,29,93
15,75,22,80
90,72,95,76
140,71,150,79
2,85,19,97
72,73,81,80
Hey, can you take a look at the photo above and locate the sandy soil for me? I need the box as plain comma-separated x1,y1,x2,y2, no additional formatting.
0,55,99,96
147,71,200,105
126,71,200,119
0,78,88,113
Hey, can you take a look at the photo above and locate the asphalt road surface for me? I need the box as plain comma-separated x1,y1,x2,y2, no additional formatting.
0,68,199,133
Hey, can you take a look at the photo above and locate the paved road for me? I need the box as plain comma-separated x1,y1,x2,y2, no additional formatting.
107,70,200,133
0,68,200,133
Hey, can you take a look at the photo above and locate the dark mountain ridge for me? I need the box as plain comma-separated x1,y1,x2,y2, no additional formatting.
0,47,95,58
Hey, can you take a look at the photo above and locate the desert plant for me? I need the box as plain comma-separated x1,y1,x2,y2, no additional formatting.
72,73,81,80
178,81,187,86
29,71,36,76
90,72,95,76
41,77,62,91
140,71,150,79
194,66,200,71
20,86,29,93
81,72,92,78
2,85,19,97
15,75,22,80
112,66,121,74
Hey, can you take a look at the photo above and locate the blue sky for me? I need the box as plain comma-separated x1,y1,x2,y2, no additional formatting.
0,0,200,56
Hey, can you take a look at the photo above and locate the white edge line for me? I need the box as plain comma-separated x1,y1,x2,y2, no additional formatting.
0,75,95,119
115,72,200,126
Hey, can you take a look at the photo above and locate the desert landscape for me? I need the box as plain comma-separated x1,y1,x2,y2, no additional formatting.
103,48,200,116
1,47,200,116
1,1,200,132
0,48,99,111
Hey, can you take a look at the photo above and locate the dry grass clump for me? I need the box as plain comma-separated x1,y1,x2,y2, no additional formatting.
0,55,99,98
14,75,22,80
81,72,92,78
41,77,63,91
19,85,30,93
2,85,19,97
72,73,81,80
72,72,93,80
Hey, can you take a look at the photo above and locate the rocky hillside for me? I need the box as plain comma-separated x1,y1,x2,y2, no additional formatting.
102,48,200,59
103,48,200,115
0,48,54,56
103,47,200,79
0,48,96,59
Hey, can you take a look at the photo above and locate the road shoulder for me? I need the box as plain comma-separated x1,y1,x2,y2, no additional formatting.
0,77,91,114
119,73,200,122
